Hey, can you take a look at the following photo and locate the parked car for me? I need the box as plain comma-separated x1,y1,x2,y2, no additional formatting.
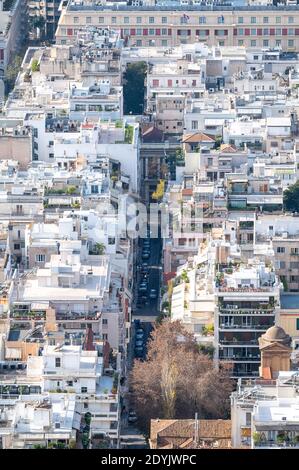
136,328,144,335
134,347,144,358
128,411,138,423
142,251,150,260
139,283,148,292
149,288,157,299
135,333,144,340
135,340,144,348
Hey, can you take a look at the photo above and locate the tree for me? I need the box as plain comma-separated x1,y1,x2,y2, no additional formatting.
31,59,40,73
123,61,147,115
4,55,23,92
129,321,233,434
283,180,299,212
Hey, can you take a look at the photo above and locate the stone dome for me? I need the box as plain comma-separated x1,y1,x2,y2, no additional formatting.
264,326,288,342
259,325,291,349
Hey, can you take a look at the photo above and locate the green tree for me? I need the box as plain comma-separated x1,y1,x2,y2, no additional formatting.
283,180,299,212
123,61,147,115
4,55,23,91
130,321,233,434
31,59,40,73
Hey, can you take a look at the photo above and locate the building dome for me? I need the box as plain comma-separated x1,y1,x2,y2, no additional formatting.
263,326,288,342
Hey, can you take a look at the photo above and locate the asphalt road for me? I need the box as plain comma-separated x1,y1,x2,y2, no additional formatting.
134,234,162,317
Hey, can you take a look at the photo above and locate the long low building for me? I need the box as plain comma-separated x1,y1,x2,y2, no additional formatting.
56,2,299,51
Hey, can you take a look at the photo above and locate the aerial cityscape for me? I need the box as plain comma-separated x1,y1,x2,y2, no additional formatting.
1,0,299,452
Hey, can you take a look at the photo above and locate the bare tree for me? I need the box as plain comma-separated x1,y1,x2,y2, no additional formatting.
130,321,233,434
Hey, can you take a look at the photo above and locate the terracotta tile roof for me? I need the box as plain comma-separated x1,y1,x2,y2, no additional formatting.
182,188,193,196
220,143,237,153
182,132,215,143
150,419,231,449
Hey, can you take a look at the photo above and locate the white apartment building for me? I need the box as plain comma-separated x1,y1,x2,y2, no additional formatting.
231,371,299,449
28,344,120,446
0,393,78,449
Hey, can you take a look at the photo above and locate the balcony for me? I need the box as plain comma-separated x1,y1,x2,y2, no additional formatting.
219,340,260,346
219,308,275,316
219,324,272,331
219,355,260,362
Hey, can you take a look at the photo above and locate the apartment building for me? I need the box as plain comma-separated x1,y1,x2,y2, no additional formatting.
28,0,61,40
215,258,281,378
0,393,78,449
255,214,299,292
145,60,205,134
231,371,299,448
56,3,299,51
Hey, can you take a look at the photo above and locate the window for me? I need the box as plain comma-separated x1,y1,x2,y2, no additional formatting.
161,39,168,46
277,247,285,253
14,243,20,250
218,15,224,24
81,387,88,393
276,28,281,36
74,17,79,24
36,254,45,263
91,185,98,194
124,28,130,36
238,17,243,24
288,39,294,47
149,17,155,24
192,120,198,130
297,318,299,330
276,16,281,24
288,16,294,24
124,17,129,24
55,358,61,368
103,333,108,340
251,28,257,36
112,16,116,24
263,28,269,35
238,28,244,35
137,17,142,24
276,40,281,47
289,28,294,35
246,412,251,426
263,17,269,23
238,40,244,46
251,17,256,24
251,40,256,47
66,381,73,387
219,40,225,46
84,402,88,409
263,39,269,47
136,28,142,35
49,153,54,159
136,39,142,46
291,275,299,282
103,319,108,325
291,248,299,255
86,17,91,24
279,261,286,269
162,17,167,24
290,262,299,269
149,28,155,35
162,28,167,35
99,17,104,24
108,237,115,245
57,381,60,387
199,16,206,24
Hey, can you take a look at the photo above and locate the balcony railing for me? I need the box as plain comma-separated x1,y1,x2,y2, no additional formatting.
219,356,260,362
219,324,272,330
219,340,260,345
